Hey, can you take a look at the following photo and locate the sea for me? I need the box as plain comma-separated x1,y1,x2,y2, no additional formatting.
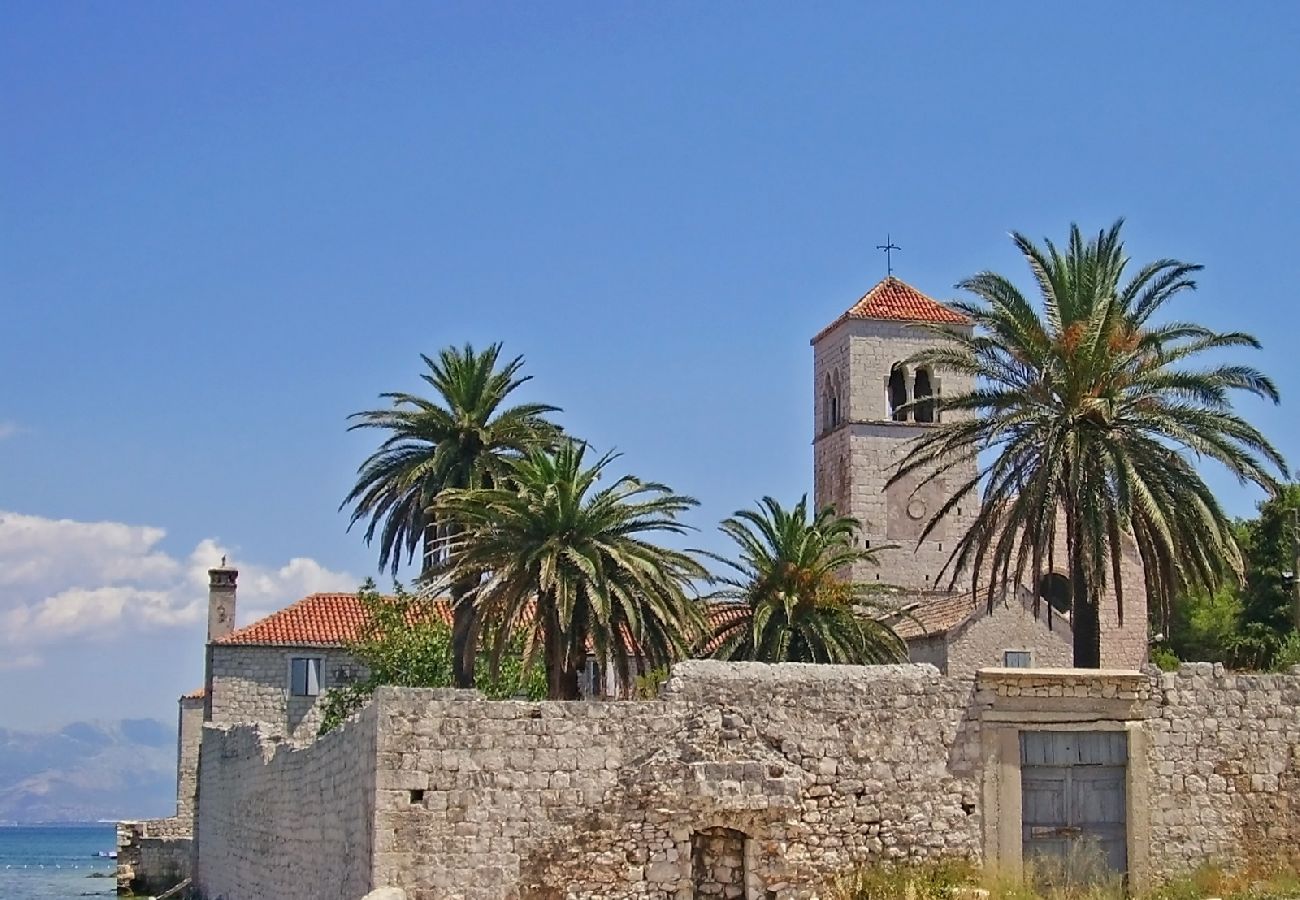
0,825,117,900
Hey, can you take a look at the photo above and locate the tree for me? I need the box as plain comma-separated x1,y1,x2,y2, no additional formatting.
341,344,561,687
701,496,908,664
894,221,1287,667
428,440,707,700
317,580,544,735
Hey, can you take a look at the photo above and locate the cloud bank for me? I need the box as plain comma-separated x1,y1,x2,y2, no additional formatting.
0,511,357,666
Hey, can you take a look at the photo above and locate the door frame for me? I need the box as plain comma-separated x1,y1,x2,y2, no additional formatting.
981,719,1151,893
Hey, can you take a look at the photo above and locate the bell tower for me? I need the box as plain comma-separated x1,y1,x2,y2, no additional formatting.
811,276,978,591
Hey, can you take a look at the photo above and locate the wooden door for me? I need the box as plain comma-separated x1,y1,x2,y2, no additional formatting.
1020,731,1128,883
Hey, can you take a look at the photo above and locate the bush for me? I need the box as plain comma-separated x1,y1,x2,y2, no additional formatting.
318,580,544,734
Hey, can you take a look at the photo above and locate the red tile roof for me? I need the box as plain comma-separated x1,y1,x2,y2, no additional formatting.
180,687,206,700
214,592,452,646
813,276,971,342
217,592,753,652
887,591,981,640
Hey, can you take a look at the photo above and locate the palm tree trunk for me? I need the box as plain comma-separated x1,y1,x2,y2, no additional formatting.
450,578,479,689
542,601,581,700
1065,500,1101,669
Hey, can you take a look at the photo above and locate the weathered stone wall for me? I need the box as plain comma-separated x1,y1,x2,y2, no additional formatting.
191,662,1300,899
368,663,981,899
1147,663,1300,875
208,644,364,742
946,599,1073,678
177,695,204,824
193,700,378,900
117,820,191,894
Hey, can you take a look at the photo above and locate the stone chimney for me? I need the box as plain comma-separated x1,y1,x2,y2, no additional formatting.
207,557,238,643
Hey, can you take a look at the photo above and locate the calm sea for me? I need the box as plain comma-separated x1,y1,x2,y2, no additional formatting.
0,825,117,900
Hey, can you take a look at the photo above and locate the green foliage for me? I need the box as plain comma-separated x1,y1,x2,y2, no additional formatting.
1149,644,1181,672
1164,486,1300,671
893,220,1286,667
429,440,708,700
632,666,669,699
701,495,908,665
342,343,562,575
317,580,544,735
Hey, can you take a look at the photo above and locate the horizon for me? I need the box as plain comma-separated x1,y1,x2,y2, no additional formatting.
3,3,1298,731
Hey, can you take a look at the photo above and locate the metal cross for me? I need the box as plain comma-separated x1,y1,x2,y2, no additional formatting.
876,234,901,276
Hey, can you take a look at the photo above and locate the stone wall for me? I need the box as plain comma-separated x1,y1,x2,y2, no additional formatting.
208,644,364,741
177,694,205,824
117,820,191,895
368,664,982,899
194,699,378,900
191,662,1300,900
1147,663,1300,875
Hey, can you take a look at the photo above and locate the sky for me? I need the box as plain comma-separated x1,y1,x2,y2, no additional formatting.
2,3,1298,730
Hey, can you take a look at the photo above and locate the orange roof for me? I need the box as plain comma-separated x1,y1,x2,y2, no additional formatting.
887,591,981,640
813,276,970,342
215,592,744,651
180,687,206,700
214,592,452,646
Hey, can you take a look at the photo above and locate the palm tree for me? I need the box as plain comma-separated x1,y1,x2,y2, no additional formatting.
893,221,1287,667
701,496,908,664
427,440,707,700
341,344,561,687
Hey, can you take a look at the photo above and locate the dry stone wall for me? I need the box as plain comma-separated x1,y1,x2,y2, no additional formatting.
192,662,1300,900
1147,663,1300,875
194,700,378,900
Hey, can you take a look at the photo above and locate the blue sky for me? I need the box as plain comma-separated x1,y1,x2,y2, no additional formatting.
2,3,1298,729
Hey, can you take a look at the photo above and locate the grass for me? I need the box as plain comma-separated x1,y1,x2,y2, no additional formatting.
828,855,1300,900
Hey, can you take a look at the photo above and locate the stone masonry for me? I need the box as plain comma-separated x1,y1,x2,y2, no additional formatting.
191,661,1300,900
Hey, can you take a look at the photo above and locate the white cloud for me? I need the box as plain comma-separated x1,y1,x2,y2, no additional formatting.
0,511,357,661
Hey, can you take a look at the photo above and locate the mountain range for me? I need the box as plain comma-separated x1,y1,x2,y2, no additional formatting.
0,719,176,824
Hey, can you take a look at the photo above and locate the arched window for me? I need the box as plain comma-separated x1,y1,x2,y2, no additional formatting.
1038,572,1072,616
914,367,935,423
888,364,909,422
830,370,843,427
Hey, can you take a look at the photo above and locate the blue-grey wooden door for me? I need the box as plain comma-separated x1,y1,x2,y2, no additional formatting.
1020,731,1128,881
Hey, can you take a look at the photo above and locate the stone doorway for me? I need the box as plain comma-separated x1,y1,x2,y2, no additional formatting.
691,827,747,899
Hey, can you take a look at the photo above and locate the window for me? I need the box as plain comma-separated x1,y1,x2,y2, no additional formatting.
888,364,909,422
290,657,323,697
1004,650,1032,668
1038,572,1072,615
913,367,935,423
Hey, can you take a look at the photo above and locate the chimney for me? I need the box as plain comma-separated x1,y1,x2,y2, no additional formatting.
207,556,238,643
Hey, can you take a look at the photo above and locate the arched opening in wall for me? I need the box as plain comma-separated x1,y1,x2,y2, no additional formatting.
692,827,748,899
822,375,834,434
888,364,909,422
1038,572,1072,616
830,370,843,428
913,367,935,423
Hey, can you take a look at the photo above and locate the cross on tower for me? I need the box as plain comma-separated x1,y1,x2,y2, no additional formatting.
876,234,901,276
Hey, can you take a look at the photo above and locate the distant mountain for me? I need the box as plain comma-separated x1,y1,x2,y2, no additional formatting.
0,719,175,824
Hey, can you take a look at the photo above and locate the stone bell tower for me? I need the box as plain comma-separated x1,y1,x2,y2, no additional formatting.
811,276,979,591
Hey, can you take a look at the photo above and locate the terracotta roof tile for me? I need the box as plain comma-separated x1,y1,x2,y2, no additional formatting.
886,591,981,641
813,276,970,343
180,687,206,700
214,592,452,646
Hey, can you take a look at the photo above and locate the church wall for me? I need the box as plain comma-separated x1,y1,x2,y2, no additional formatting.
945,599,1073,678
